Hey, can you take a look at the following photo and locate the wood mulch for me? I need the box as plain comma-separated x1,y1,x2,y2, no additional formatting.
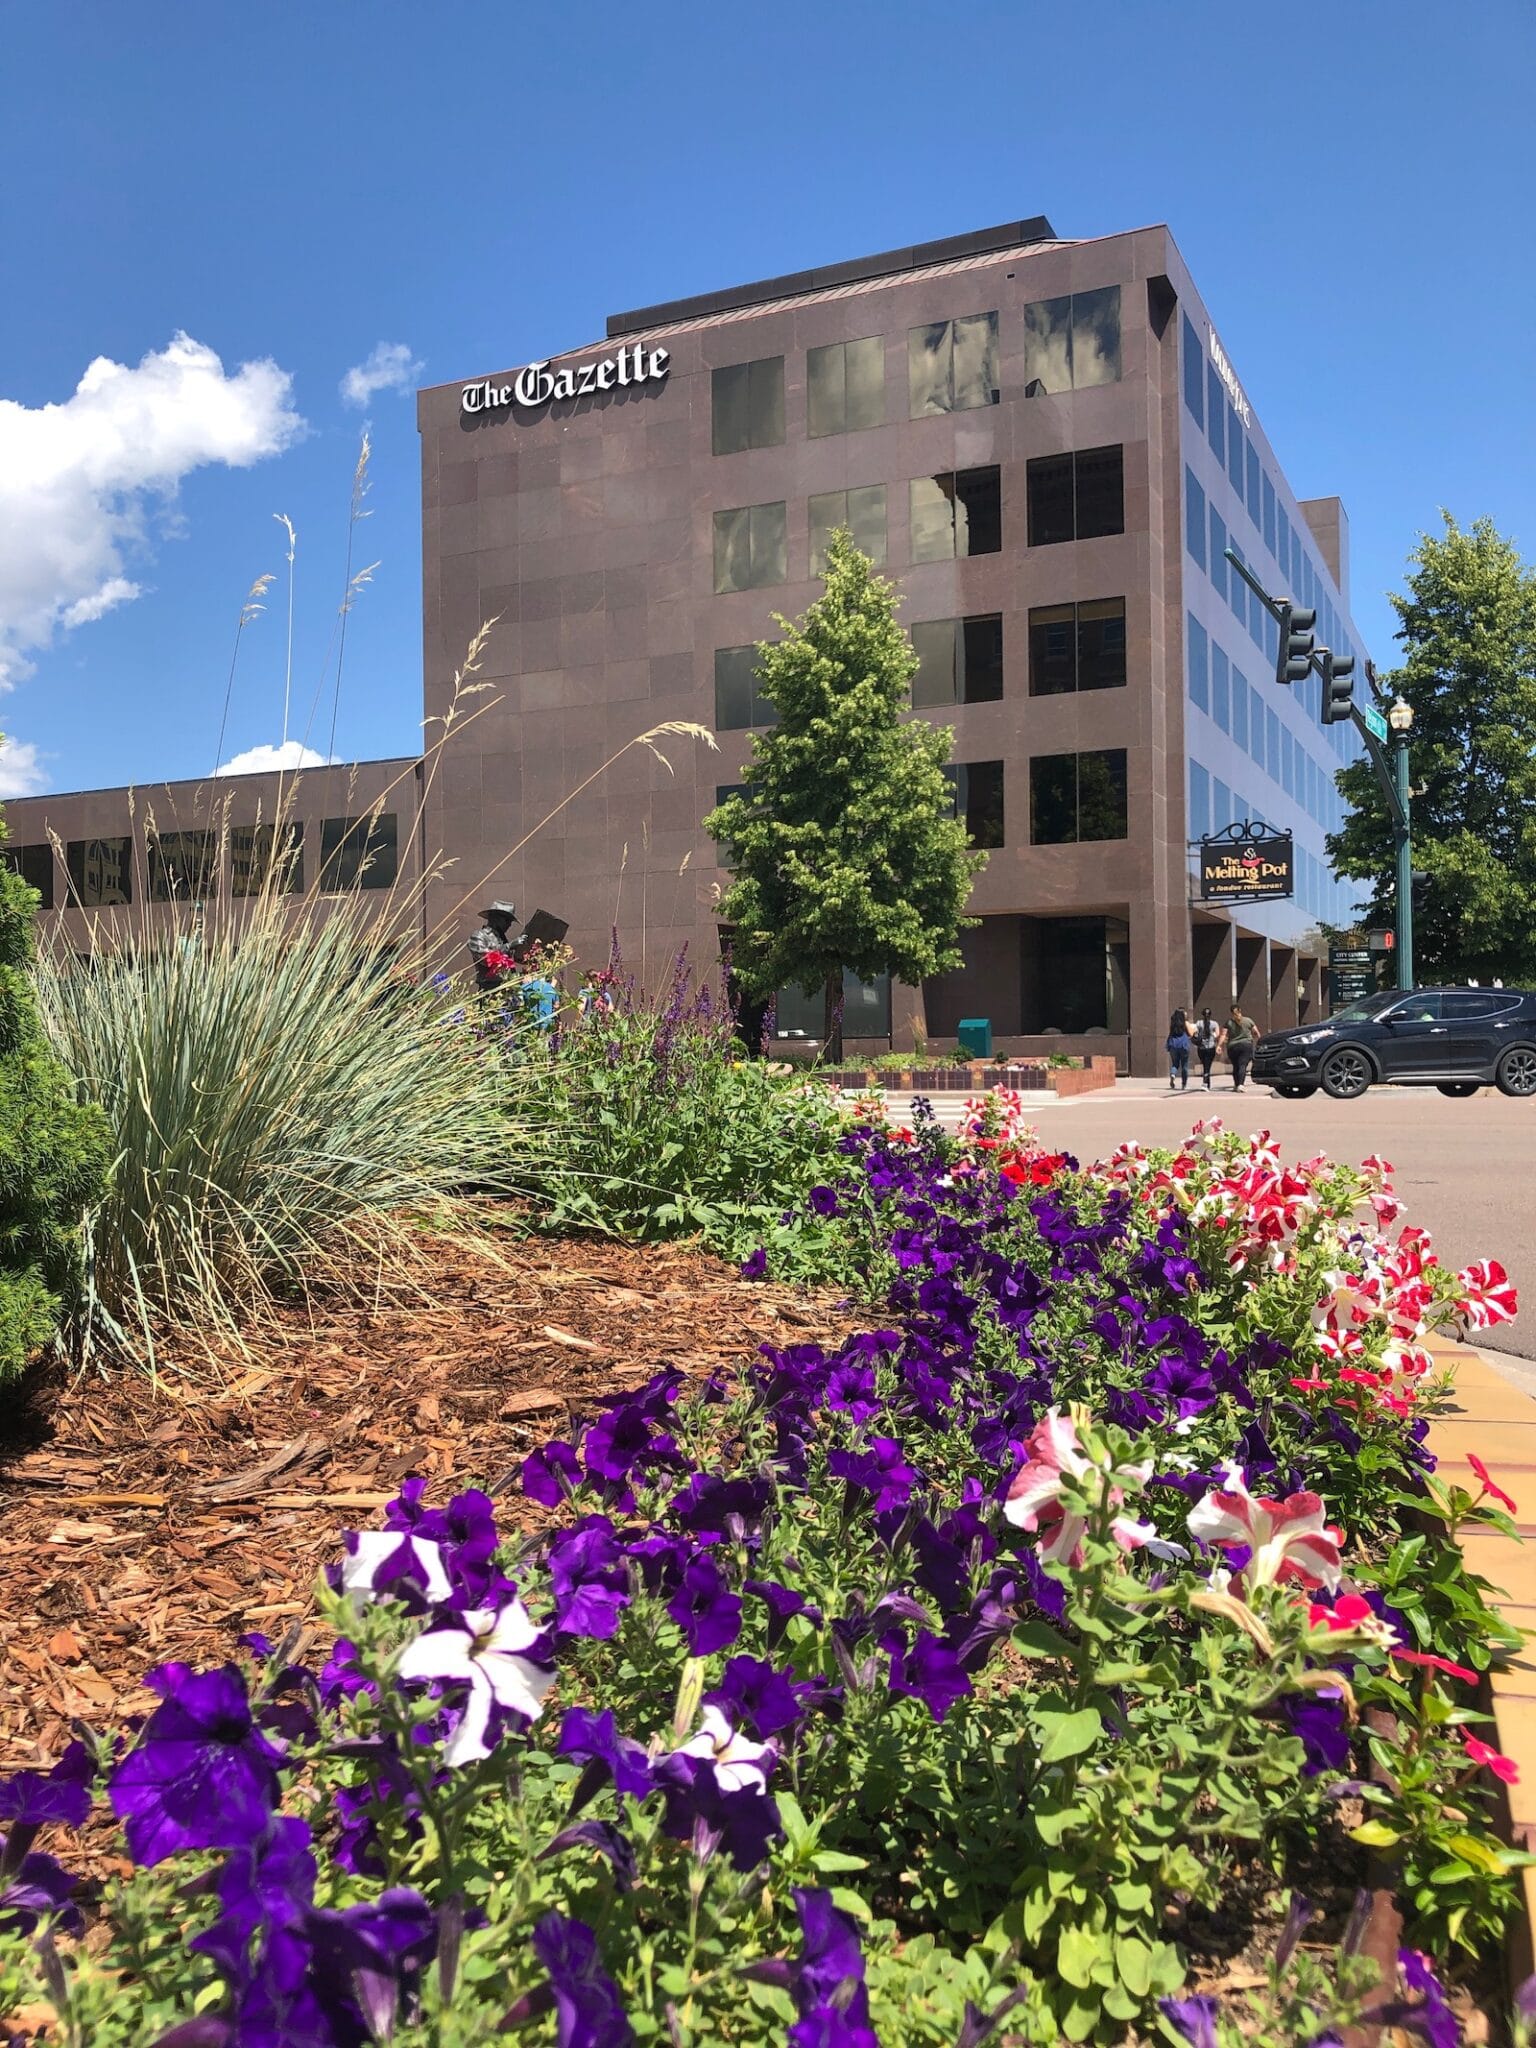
0,1226,849,1773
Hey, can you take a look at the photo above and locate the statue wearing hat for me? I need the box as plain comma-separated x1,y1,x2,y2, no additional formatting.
467,901,518,991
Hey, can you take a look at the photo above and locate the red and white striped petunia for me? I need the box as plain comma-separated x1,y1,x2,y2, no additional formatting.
1187,1464,1344,1593
1456,1258,1519,1329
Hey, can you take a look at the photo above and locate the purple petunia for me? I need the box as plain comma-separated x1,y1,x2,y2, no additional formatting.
1159,1993,1220,2048
548,1516,631,1640
522,1440,583,1507
531,1910,635,2048
706,1655,804,1739
558,1708,654,1803
740,1247,768,1280
828,1437,918,1515
109,1663,285,1866
887,1630,972,1723
789,1888,878,2047
666,1553,743,1656
0,1845,82,1935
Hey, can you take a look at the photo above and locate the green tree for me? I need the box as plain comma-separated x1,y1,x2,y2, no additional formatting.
1328,514,1536,984
0,798,109,1378
705,531,984,1060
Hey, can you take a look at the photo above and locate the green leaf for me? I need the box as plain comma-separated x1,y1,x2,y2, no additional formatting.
1056,1924,1104,1990
1350,1820,1403,1848
1035,1706,1103,1763
1444,1831,1510,1875
1013,1619,1076,1659
810,1850,869,1874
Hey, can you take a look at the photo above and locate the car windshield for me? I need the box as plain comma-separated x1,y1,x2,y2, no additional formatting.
1327,993,1400,1024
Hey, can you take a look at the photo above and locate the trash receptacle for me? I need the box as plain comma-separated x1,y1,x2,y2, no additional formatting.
957,1018,993,1060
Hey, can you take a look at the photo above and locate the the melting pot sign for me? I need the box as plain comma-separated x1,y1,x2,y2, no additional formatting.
462,343,670,417
1199,828,1294,902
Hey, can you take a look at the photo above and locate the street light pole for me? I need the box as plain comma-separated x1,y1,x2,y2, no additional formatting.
1387,697,1414,992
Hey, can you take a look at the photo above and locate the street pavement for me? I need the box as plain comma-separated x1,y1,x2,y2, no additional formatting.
867,1079,1536,1362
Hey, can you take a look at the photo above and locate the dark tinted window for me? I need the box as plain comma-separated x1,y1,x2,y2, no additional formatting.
231,821,303,897
1227,409,1245,493
1440,991,1507,1019
1188,613,1209,712
1024,287,1121,394
714,645,777,730
713,502,787,591
1206,362,1225,462
1026,447,1123,546
1185,468,1206,568
908,313,999,416
1182,315,1204,423
947,761,1005,848
1029,599,1125,694
1246,442,1262,524
66,836,133,906
807,336,884,437
711,356,784,455
147,830,217,903
1262,472,1276,553
912,616,1004,706
809,485,887,573
2,842,53,909
910,468,1001,561
320,813,398,892
1030,751,1128,844
1209,508,1227,601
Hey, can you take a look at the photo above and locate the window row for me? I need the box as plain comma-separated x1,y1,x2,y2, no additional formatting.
2,816,399,909
714,597,1127,728
711,288,1123,452
713,751,1127,847
1186,615,1340,833
712,446,1126,591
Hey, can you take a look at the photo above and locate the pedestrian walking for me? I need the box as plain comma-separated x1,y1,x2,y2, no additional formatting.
1226,1004,1257,1092
1166,1007,1193,1091
1191,1008,1221,1090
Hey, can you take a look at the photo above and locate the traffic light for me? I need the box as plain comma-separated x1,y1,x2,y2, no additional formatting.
1276,604,1316,686
1411,869,1430,916
1320,650,1356,724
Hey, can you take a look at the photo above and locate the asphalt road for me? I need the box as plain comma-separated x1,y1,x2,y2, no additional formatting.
1041,1080,1536,1361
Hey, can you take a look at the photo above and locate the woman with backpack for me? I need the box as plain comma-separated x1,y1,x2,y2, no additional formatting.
1166,1007,1193,1091
1191,1008,1221,1090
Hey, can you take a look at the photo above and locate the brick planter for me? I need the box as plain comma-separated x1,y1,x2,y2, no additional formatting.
1047,1056,1118,1097
909,1069,975,1092
982,1065,1048,1091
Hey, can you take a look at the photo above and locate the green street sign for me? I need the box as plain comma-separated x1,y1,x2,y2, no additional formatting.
1360,703,1389,744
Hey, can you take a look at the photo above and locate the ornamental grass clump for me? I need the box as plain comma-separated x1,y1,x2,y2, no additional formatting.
34,869,523,1369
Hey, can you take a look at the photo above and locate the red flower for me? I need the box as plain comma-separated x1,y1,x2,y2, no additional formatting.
1457,1258,1519,1329
1392,1647,1478,1683
1464,1732,1519,1784
482,948,515,975
1289,1376,1329,1393
1467,1452,1518,1515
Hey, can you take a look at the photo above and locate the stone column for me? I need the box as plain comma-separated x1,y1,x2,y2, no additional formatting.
1190,915,1234,1020
1269,945,1299,1030
1235,933,1270,1032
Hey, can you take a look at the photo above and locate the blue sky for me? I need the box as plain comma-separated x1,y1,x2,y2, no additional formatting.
1,0,1532,797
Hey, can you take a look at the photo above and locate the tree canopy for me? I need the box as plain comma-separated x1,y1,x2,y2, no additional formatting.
705,532,984,1053
1328,513,1536,983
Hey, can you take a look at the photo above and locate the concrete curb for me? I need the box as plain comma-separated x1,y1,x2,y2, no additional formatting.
1423,1337,1536,1985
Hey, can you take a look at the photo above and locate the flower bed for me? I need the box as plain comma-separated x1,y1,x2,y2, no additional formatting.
0,1116,1528,2045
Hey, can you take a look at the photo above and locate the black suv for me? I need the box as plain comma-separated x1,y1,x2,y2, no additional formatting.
1252,988,1536,1100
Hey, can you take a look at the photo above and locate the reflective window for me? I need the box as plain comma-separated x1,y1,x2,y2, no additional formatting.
2,842,54,909
946,760,1005,848
1277,505,1292,585
807,336,884,437
910,468,1001,560
1213,778,1231,830
231,821,303,897
1206,363,1225,464
908,313,999,416
1029,750,1128,844
713,502,788,592
1230,668,1249,754
1185,468,1206,569
1208,507,1227,601
320,813,398,892
1189,759,1210,839
1026,446,1124,546
66,837,133,907
1187,612,1209,712
1211,644,1230,733
1024,286,1121,394
1182,316,1204,423
809,485,887,573
1442,991,1513,1018
1262,472,1276,554
774,970,890,1039
1227,409,1245,493
1028,599,1126,695
711,356,785,455
147,829,217,903
1246,442,1262,525
912,616,1004,706
714,645,777,730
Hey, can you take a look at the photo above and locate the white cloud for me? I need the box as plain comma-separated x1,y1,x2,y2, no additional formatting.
214,740,330,776
0,331,302,691
340,341,423,408
0,737,45,799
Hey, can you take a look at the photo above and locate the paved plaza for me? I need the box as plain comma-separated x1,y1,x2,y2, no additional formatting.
873,1080,1536,1362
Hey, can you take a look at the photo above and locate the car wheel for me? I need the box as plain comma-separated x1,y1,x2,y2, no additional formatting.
1496,1047,1536,1098
1319,1047,1373,1100
1436,1082,1480,1098
1273,1083,1319,1099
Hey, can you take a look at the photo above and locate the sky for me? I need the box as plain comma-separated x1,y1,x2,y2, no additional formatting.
1,0,1532,798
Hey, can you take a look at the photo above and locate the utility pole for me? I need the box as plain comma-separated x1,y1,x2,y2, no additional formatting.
1225,549,1413,993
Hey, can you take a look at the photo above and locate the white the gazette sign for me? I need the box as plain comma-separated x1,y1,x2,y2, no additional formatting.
461,342,670,417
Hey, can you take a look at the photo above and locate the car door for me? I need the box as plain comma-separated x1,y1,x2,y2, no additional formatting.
1373,992,1446,1077
1438,990,1506,1069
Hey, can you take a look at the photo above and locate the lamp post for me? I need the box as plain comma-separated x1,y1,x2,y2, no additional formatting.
1387,696,1414,992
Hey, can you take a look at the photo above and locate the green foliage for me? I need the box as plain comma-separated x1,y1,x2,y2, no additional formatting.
0,804,108,1380
524,954,851,1267
706,531,983,1029
1328,512,1536,981
34,896,524,1366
